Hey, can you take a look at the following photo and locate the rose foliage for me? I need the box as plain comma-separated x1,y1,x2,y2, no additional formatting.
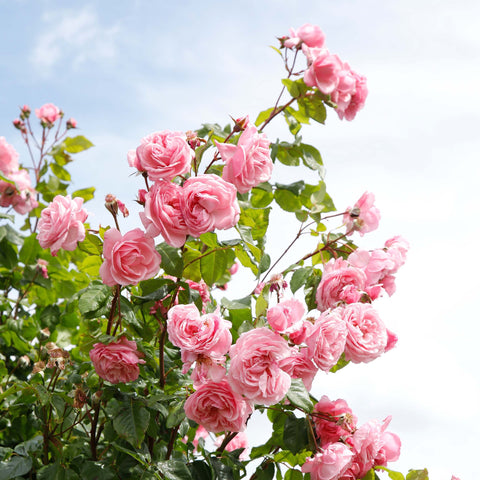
0,25,454,480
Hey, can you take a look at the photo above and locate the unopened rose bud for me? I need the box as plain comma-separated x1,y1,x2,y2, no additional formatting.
186,130,201,150
39,327,51,340
13,118,23,129
19,105,31,120
36,259,49,279
18,355,31,368
105,193,118,216
231,115,250,132
277,36,288,48
92,390,103,404
136,189,147,206
229,262,239,275
66,117,77,129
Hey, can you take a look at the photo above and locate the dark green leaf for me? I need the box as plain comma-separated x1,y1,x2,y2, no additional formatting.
253,462,275,480
77,283,112,316
80,462,116,480
64,135,94,153
286,378,314,412
200,249,228,286
0,238,18,269
157,242,184,277
290,268,312,294
189,460,213,480
158,460,193,480
283,416,309,454
113,400,150,448
0,455,33,480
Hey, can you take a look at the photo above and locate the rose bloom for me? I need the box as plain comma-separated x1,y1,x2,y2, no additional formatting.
89,336,145,384
184,379,253,433
335,69,368,121
279,346,318,391
303,49,343,95
305,310,347,372
37,195,88,255
99,228,161,286
343,191,381,236
35,103,61,124
167,304,232,368
313,396,357,446
267,298,305,334
134,130,193,181
228,327,291,406
191,356,226,388
284,23,326,49
0,137,19,174
348,416,399,478
316,258,367,311
216,125,272,194
0,169,38,215
341,303,388,364
301,443,354,480
180,174,240,237
140,180,188,248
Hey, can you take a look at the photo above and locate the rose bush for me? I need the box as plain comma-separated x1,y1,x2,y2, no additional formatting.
0,23,448,480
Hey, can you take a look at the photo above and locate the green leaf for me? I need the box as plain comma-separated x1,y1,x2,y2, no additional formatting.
329,353,350,373
253,462,275,480
77,283,112,316
19,233,40,265
189,460,213,480
255,107,276,127
283,416,309,454
78,233,103,255
72,186,95,202
113,400,150,448
38,463,79,480
50,162,71,181
78,255,102,277
157,242,184,278
281,78,309,98
64,135,94,153
80,462,116,480
361,470,376,480
298,95,327,124
0,455,33,480
375,466,405,480
274,189,302,212
290,268,312,294
0,238,18,269
157,460,193,480
286,378,314,412
200,249,228,286
406,469,429,480
285,469,303,480
0,224,24,245
251,187,274,208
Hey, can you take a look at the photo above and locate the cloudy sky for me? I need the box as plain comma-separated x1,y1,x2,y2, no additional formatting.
1,1,479,478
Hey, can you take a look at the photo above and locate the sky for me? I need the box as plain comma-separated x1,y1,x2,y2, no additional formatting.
1,0,479,478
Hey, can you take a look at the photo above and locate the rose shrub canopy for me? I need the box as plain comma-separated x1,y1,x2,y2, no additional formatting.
0,23,454,480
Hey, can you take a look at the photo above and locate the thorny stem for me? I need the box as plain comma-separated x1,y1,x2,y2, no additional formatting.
106,285,121,336
216,431,238,454
112,287,123,336
165,425,180,460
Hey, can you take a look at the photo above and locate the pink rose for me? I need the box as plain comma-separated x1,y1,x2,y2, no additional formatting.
284,23,326,49
343,191,380,236
99,228,161,286
313,396,357,446
89,336,145,384
216,125,272,194
304,49,343,95
375,431,401,466
167,304,232,369
0,169,38,215
384,236,409,272
191,357,226,388
316,258,367,311
0,137,19,175
301,443,354,480
305,310,347,371
267,298,305,334
279,346,318,391
140,180,188,247
37,195,88,255
348,248,395,286
288,319,313,345
334,69,368,121
341,303,388,364
134,130,193,181
180,174,240,237
349,417,395,477
184,379,253,433
35,103,61,124
228,327,291,406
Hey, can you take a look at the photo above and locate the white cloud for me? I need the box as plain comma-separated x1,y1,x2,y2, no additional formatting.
30,6,120,74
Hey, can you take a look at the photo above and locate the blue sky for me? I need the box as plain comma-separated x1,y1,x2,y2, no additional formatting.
1,1,479,478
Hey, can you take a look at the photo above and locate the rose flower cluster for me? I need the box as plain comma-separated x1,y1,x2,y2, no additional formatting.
0,136,37,214
282,23,368,121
